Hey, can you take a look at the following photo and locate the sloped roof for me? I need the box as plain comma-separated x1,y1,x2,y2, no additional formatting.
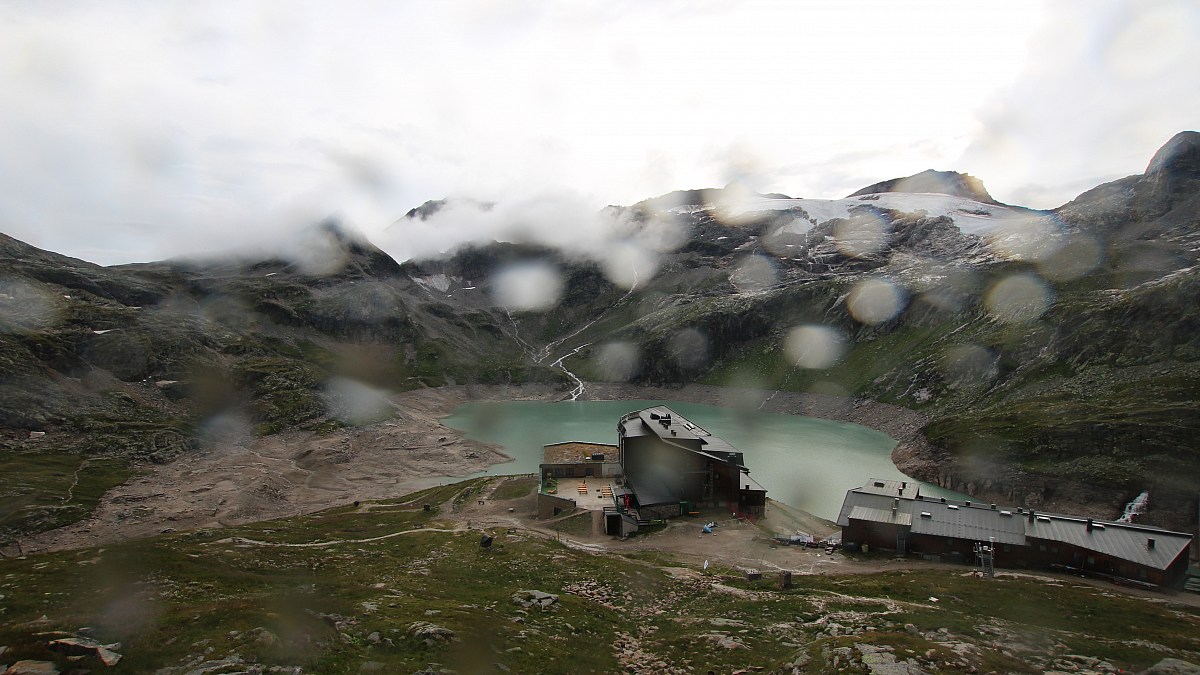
856,478,921,500
839,480,1193,571
1025,515,1191,571
622,406,748,469
740,472,766,493
836,491,897,526
848,505,912,527
908,500,1026,546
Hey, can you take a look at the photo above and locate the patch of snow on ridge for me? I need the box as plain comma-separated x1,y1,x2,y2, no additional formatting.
414,274,454,293
727,193,1050,237
667,204,708,215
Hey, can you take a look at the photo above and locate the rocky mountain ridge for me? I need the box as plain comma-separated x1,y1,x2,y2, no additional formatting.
1,131,1197,542
847,168,1001,205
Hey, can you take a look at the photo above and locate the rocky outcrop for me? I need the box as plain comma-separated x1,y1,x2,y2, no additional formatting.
406,621,456,643
47,636,122,666
511,589,559,610
847,169,1001,205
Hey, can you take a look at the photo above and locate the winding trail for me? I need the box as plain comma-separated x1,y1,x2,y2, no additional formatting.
209,525,468,549
62,460,86,504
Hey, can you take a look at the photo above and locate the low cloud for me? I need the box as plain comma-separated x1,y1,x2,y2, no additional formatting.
0,1,1190,265
958,0,1200,208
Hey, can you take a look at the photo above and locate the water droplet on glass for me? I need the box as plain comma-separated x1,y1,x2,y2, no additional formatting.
492,261,564,312
847,277,906,325
784,325,846,369
984,273,1053,323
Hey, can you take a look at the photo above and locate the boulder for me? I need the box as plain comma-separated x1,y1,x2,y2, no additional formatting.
700,633,747,649
47,636,122,666
406,621,455,642
253,629,280,648
511,589,559,610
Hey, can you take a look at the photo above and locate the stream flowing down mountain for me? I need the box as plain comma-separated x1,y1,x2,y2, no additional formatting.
0,131,1197,544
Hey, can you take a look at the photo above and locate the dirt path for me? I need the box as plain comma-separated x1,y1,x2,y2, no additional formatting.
456,477,1200,607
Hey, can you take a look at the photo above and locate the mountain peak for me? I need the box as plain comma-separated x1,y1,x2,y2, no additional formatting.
295,217,401,278
401,198,495,222
847,169,1000,205
1145,130,1200,177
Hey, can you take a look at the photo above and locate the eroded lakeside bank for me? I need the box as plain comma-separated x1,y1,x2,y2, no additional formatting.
19,382,1158,554
569,383,1137,525
410,382,1137,524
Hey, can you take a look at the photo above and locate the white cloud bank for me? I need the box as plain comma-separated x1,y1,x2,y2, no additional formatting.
0,1,1194,265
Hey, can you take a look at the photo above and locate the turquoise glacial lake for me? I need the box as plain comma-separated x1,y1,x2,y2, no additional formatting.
442,399,963,522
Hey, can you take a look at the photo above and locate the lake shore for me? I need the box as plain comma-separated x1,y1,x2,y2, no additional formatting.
439,382,1125,522
17,381,1114,554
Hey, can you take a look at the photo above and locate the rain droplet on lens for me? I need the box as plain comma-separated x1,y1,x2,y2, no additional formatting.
784,325,846,369
846,277,906,325
730,255,778,295
594,342,642,381
668,328,709,370
983,273,1052,323
833,211,888,258
491,261,564,312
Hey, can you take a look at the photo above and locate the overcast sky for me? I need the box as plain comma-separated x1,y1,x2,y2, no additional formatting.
0,0,1197,266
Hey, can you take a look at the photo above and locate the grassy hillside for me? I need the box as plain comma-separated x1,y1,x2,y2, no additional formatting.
2,479,1199,674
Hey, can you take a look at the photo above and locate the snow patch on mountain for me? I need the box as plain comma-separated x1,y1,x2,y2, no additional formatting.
727,192,1050,236
414,273,455,293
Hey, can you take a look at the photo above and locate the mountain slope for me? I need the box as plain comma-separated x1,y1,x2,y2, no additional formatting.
0,225,567,541
553,132,1199,527
1,132,1197,541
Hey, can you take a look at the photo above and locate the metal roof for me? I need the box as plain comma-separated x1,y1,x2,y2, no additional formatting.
856,479,921,500
848,505,912,527
619,414,652,438
625,406,748,469
636,406,708,441
1025,515,1191,571
839,480,1193,570
740,472,767,493
838,492,1022,543
836,491,897,526
908,500,1027,546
